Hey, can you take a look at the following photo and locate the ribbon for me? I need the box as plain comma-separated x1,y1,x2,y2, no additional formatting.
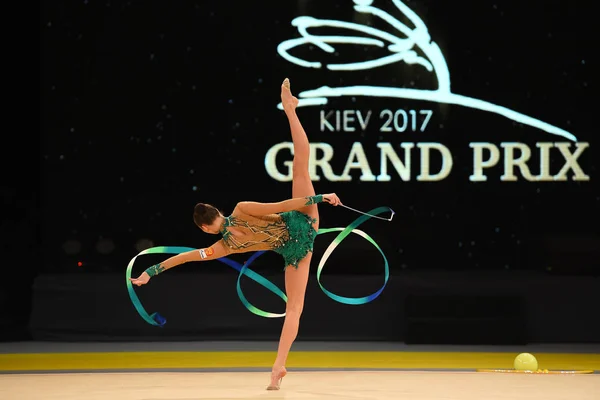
125,207,392,326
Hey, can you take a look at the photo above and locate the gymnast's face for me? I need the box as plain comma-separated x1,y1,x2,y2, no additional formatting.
193,203,223,234
198,217,222,234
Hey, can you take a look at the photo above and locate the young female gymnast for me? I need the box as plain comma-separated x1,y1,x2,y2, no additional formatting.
130,78,342,390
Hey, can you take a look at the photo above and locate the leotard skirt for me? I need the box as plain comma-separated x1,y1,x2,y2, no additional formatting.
274,210,318,269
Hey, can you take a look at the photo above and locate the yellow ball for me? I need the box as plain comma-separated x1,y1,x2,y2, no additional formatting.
514,353,538,371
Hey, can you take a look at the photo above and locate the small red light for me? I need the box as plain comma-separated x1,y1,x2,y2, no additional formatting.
77,261,83,267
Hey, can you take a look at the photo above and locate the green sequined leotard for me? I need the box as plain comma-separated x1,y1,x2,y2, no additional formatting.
218,208,318,270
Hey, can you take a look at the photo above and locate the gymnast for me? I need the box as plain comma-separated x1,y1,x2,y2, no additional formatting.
130,78,342,390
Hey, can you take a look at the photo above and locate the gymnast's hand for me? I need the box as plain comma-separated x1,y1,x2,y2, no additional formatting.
323,193,342,206
130,272,150,286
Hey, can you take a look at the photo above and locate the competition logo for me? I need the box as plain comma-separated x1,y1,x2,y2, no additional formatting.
265,0,590,183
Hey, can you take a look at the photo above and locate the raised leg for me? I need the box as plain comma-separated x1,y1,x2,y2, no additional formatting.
280,78,319,227
267,79,319,390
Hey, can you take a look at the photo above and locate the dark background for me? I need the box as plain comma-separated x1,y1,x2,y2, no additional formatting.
6,0,598,342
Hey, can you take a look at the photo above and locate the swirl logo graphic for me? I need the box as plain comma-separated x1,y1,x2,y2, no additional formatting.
276,0,576,142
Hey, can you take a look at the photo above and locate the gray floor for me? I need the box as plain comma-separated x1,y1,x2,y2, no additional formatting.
1,341,600,354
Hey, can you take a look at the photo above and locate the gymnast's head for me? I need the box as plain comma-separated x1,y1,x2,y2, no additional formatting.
193,203,224,234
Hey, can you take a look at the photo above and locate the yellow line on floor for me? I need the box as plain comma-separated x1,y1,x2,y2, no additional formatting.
1,352,599,371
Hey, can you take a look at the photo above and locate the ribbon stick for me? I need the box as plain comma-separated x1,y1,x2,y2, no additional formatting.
340,204,395,221
125,207,394,326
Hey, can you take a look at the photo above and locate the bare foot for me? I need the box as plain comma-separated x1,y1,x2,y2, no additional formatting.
281,78,299,112
266,366,287,390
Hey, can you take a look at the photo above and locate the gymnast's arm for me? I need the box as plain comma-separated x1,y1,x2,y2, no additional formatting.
235,193,341,217
129,240,230,286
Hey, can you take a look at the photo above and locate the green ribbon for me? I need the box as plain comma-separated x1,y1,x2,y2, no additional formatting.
125,207,392,326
